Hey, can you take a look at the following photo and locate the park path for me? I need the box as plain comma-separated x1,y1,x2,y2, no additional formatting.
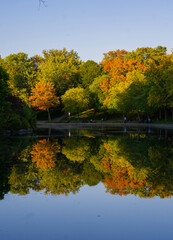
52,114,67,122
36,121,173,130
37,114,67,125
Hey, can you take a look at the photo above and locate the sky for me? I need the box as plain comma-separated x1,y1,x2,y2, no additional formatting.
0,0,173,62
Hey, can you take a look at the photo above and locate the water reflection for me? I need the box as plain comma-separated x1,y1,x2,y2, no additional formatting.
0,130,173,199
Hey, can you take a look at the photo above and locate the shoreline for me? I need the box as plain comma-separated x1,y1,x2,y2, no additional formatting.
36,121,173,130
1,122,173,136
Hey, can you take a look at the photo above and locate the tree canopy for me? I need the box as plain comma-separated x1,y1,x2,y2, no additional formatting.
29,81,60,121
61,87,89,116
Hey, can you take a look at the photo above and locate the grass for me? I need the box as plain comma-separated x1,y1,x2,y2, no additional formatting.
60,109,98,122
49,108,173,125
59,109,123,123
152,119,173,124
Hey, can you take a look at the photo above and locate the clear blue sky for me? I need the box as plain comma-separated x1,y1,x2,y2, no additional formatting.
0,0,173,62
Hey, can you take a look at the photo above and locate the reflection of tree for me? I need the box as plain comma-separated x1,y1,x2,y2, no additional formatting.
115,136,173,198
9,165,30,195
100,137,173,198
62,138,90,163
30,139,60,169
8,146,39,195
81,160,103,186
0,137,34,199
147,145,173,198
101,140,147,196
0,141,11,199
1,134,173,199
38,166,83,196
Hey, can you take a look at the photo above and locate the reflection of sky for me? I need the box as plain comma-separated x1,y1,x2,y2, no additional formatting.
0,183,172,240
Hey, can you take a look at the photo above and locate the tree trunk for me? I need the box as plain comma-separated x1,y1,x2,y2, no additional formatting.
164,107,167,121
137,111,140,122
159,109,162,120
48,109,51,121
171,108,173,120
164,129,167,145
159,129,162,139
48,127,51,137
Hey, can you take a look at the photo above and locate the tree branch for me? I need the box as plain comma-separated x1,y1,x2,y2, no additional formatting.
39,0,47,8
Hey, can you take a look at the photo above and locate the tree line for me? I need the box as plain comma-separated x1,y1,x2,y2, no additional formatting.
0,46,173,130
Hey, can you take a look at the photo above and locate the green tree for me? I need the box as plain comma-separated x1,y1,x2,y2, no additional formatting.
61,87,89,117
79,60,102,89
0,66,9,104
125,46,167,66
37,48,81,96
2,52,37,104
147,56,173,120
117,70,151,120
0,66,11,130
89,75,108,111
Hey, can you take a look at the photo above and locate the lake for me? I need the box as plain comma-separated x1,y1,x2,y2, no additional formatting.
0,126,173,240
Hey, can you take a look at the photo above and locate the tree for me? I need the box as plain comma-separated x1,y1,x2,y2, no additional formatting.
37,48,81,96
79,60,102,89
29,81,60,121
89,75,108,111
115,70,151,119
2,52,37,104
99,50,145,111
147,56,173,120
0,66,9,103
125,46,167,66
101,50,128,66
61,87,89,117
0,66,11,130
39,0,46,8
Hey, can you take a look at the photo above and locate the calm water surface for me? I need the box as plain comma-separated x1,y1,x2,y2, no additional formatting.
0,127,173,240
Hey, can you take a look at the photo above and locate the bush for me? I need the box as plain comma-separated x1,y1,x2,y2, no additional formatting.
8,114,22,130
21,118,30,129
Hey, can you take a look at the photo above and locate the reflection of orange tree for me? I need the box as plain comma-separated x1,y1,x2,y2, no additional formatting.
113,137,173,198
8,141,83,196
101,141,147,196
30,139,60,169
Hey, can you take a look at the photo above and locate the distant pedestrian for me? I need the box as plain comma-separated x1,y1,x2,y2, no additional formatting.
124,116,127,123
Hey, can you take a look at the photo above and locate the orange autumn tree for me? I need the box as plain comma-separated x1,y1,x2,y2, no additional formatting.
100,50,145,109
29,81,60,121
30,139,60,169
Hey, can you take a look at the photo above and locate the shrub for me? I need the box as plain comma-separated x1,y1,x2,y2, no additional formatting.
8,114,22,130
